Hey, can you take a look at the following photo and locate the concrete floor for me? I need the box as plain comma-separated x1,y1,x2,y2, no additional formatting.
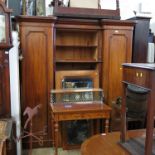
22,148,81,155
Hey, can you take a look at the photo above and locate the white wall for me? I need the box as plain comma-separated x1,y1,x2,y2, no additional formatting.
119,0,155,33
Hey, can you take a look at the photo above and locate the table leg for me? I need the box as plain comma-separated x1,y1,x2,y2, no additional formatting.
54,121,59,155
105,119,109,133
120,83,127,142
51,115,55,148
145,91,154,155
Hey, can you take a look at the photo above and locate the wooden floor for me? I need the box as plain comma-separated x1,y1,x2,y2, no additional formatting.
22,148,80,155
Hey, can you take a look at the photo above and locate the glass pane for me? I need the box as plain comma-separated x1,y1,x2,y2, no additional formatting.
62,78,93,89
69,0,99,9
0,13,6,43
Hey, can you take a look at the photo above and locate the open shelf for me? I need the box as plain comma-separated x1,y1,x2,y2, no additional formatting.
56,29,98,47
55,29,99,61
56,45,98,48
56,59,102,63
55,24,101,73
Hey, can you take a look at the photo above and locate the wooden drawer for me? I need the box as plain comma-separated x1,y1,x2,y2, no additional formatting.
58,111,110,121
123,67,150,89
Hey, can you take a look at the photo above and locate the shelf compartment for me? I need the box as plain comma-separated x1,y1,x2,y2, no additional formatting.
56,59,102,63
56,45,98,48
56,47,98,61
56,30,98,47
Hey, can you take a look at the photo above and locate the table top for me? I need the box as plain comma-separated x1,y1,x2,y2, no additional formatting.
122,63,155,70
50,103,111,113
81,129,146,155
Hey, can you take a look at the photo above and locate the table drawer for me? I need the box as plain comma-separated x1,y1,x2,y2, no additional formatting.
58,111,110,121
123,67,150,89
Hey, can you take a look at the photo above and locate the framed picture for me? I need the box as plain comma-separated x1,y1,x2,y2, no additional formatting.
8,0,21,16
36,0,45,16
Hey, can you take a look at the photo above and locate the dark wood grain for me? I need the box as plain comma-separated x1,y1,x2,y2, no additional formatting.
128,17,151,63
0,51,10,118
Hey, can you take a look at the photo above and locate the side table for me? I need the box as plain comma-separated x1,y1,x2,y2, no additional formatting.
50,103,111,155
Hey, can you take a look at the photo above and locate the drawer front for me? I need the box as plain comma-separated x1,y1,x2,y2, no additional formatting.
123,67,150,89
58,111,110,121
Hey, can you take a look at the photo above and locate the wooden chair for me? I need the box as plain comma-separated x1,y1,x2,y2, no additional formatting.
126,85,147,129
111,84,148,131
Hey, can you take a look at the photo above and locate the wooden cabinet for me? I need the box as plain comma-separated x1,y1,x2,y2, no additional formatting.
128,17,151,63
101,20,134,106
17,16,56,148
0,51,11,118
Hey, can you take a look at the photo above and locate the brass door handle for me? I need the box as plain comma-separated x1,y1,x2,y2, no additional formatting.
136,72,143,78
136,72,139,77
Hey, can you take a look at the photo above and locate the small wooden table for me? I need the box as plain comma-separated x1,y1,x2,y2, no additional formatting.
81,129,146,155
50,103,111,155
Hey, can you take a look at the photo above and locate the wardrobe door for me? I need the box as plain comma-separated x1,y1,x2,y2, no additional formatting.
18,16,56,148
102,22,134,106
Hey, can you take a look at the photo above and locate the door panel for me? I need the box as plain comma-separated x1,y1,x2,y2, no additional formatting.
102,28,133,106
19,18,54,147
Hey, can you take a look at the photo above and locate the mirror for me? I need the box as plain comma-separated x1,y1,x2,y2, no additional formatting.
0,12,6,43
69,0,99,9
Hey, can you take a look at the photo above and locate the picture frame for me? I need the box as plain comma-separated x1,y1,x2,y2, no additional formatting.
36,0,45,16
22,0,36,16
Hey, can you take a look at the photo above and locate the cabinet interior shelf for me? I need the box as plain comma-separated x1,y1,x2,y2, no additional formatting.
56,45,98,48
56,59,102,63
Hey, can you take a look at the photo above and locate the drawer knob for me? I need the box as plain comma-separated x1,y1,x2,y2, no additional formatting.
140,73,143,77
136,72,139,77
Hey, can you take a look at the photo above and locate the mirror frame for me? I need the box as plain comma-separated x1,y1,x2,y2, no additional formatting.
50,0,120,19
